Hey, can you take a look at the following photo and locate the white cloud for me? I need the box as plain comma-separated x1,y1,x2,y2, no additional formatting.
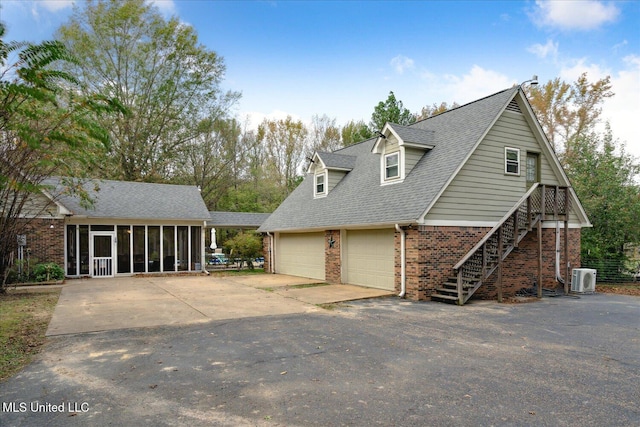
558,56,640,157
528,39,559,60
148,0,177,17
40,0,75,12
601,55,640,155
531,0,620,30
390,55,415,74
443,65,517,104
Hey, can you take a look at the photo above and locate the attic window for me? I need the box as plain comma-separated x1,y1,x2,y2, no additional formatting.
505,147,520,175
385,152,400,180
314,172,326,197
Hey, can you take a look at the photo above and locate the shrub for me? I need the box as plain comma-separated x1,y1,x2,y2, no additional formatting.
33,263,64,282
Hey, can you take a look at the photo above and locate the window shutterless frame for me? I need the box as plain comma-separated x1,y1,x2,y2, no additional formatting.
505,147,520,175
384,152,400,180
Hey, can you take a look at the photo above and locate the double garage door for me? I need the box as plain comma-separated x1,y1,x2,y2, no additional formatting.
276,229,395,290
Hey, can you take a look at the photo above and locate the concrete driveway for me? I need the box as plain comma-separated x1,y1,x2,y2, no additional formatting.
46,274,392,336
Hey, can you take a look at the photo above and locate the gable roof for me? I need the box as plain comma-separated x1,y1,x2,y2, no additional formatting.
316,152,357,171
209,211,271,228
45,178,210,221
372,123,435,152
260,87,592,232
259,87,521,232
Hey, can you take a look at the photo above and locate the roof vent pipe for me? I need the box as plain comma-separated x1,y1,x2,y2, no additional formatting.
395,224,406,298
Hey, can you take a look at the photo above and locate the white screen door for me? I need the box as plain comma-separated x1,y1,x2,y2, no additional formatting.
90,233,115,277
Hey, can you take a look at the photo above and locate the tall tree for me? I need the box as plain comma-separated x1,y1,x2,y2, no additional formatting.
0,25,121,287
370,91,416,131
526,73,613,154
257,116,308,197
415,101,459,121
341,119,373,146
564,126,640,277
56,0,239,181
307,114,342,154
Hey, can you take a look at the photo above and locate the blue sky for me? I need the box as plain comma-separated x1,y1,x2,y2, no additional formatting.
2,0,639,157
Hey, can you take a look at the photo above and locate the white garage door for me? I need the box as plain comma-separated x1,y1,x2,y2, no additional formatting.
276,232,325,280
345,229,395,291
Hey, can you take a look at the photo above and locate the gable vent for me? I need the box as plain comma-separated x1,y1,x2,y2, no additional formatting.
506,99,522,113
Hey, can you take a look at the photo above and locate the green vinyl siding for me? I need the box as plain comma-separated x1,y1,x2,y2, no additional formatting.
404,147,424,176
427,110,562,222
327,170,347,192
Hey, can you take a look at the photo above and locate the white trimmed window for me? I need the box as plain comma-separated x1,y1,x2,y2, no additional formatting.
385,152,400,180
505,147,520,175
314,172,326,197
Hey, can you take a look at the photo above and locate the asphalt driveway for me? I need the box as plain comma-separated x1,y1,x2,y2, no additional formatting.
1,282,639,426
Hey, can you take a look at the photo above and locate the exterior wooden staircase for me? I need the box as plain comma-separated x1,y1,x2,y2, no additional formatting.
431,184,570,305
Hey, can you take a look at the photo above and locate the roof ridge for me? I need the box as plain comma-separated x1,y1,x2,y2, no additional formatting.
411,86,517,127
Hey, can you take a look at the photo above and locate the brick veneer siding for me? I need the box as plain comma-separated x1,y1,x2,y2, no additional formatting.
262,234,272,273
325,230,341,283
476,227,581,299
18,218,65,268
398,225,581,301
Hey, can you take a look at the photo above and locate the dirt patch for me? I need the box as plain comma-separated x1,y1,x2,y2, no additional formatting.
596,283,640,297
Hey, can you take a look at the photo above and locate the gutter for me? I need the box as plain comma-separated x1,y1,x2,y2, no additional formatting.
395,224,406,298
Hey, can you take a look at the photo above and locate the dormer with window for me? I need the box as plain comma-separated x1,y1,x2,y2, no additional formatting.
372,123,435,185
307,151,356,198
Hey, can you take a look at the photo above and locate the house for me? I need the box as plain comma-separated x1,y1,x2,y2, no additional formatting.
258,86,591,304
23,178,211,278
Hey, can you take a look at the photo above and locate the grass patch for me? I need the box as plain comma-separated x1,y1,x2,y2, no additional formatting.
208,268,265,277
0,289,60,382
288,283,331,289
258,287,275,292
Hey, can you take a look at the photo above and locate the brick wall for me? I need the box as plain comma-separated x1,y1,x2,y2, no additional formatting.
262,234,272,273
399,225,581,301
18,218,65,267
325,230,341,284
476,227,581,299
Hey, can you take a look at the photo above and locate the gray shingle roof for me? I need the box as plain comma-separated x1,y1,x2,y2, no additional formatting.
316,152,356,170
209,211,271,228
258,87,518,232
386,123,435,148
45,178,210,221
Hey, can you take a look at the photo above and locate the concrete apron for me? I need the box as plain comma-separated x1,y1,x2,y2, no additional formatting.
46,274,393,336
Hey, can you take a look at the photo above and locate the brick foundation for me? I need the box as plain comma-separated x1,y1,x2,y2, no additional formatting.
265,224,581,302
398,225,581,301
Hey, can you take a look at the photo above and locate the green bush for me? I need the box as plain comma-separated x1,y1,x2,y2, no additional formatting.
33,263,64,282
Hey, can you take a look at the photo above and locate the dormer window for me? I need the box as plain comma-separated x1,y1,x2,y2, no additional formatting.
385,152,400,180
314,172,326,197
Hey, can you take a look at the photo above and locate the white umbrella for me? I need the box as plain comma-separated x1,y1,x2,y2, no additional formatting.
210,228,217,250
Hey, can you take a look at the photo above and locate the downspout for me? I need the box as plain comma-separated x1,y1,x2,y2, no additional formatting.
266,232,274,274
555,220,565,285
395,224,406,298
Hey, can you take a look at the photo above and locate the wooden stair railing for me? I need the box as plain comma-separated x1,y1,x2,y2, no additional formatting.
431,184,570,305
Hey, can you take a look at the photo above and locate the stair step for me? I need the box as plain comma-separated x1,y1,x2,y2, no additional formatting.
431,293,460,303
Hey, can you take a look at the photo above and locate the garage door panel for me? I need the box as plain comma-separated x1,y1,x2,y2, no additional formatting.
346,229,395,291
276,233,325,280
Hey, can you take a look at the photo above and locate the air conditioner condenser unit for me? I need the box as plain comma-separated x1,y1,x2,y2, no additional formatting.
571,268,597,293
